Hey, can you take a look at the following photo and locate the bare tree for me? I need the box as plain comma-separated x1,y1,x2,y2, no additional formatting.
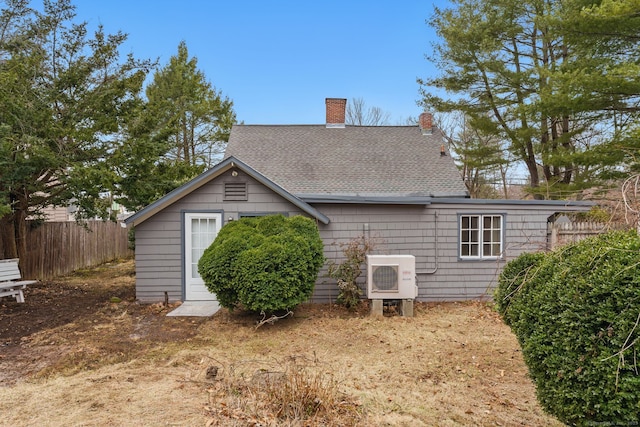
345,98,391,126
400,115,419,126
436,112,510,199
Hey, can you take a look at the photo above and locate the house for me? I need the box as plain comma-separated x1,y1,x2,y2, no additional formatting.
124,98,593,304
40,192,127,222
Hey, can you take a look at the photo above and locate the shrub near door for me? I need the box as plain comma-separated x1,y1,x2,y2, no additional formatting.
198,215,325,313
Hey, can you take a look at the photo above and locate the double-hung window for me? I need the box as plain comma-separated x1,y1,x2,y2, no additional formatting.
459,214,503,259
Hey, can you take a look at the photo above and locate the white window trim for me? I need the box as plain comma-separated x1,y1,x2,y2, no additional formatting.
459,214,504,260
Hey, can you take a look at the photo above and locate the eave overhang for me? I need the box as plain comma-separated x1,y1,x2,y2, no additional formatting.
124,156,330,227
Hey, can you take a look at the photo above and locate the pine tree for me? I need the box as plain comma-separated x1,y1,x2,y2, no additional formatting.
0,0,150,258
114,41,236,211
420,0,640,199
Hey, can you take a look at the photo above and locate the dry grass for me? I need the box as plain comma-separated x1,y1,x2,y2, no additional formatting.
205,355,362,426
0,260,563,426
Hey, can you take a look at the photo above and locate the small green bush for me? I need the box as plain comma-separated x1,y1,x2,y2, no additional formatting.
198,215,325,313
496,231,640,425
127,226,135,250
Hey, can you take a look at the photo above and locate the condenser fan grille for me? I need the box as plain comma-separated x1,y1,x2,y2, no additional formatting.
371,265,399,291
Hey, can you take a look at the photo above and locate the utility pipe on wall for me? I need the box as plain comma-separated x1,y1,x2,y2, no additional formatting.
418,210,439,275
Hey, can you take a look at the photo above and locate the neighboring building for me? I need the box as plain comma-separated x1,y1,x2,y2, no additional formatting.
41,205,76,222
40,193,127,222
124,98,593,304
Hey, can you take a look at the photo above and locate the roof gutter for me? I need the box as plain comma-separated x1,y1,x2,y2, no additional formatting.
428,198,595,209
299,195,433,205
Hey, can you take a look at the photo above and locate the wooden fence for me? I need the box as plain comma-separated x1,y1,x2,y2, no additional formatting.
548,221,631,250
19,221,132,280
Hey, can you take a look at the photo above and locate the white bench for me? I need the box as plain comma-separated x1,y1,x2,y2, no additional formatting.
0,258,37,303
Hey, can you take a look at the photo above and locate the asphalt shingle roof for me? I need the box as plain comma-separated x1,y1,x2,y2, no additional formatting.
224,124,469,198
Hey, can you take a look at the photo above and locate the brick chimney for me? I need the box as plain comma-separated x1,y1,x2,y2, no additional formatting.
419,112,433,135
326,98,347,128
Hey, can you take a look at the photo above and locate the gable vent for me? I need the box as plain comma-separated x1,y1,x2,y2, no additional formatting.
224,182,247,201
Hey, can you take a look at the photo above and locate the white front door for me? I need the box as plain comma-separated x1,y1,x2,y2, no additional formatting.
184,212,222,301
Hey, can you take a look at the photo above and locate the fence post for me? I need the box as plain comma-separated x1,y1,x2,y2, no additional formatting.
550,223,558,250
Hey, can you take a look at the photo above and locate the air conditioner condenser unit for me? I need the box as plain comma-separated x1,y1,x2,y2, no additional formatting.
366,255,417,300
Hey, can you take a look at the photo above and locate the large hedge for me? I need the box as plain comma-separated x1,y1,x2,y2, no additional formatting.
495,231,640,425
198,215,325,312
494,251,546,332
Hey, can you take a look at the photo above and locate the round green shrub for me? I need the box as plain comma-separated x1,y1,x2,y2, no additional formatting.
198,215,325,313
197,218,264,309
497,231,640,425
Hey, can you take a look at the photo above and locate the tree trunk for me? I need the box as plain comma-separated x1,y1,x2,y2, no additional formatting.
182,114,190,165
0,191,30,261
14,196,28,262
500,164,508,199
0,213,18,259
522,137,543,199
561,115,573,184
189,117,196,166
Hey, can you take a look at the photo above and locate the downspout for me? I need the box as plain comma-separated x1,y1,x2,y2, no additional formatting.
420,210,439,275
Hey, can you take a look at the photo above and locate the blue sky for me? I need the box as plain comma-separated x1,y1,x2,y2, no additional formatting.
71,1,447,125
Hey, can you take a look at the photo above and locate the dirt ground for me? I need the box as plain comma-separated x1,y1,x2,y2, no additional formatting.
0,259,562,426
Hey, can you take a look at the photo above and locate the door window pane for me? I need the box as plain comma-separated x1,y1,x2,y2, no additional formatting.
190,217,218,279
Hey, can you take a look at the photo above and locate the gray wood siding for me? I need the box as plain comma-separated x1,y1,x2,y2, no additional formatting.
315,204,433,302
134,170,305,303
135,170,569,304
312,203,556,303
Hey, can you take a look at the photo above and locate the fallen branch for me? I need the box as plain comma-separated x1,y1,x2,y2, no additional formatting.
255,310,294,329
602,310,640,390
